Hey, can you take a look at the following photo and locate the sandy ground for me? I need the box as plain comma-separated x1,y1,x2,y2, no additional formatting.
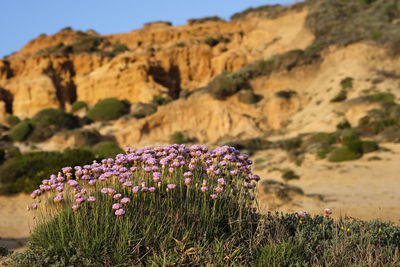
0,143,399,254
255,143,400,223
0,194,33,252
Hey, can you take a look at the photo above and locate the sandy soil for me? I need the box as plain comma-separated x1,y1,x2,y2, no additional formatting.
0,194,33,252
255,143,400,223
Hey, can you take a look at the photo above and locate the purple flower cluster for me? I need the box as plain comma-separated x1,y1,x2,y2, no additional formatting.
29,144,259,217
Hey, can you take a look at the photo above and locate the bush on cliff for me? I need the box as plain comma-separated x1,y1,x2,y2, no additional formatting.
9,120,33,142
86,98,130,121
0,149,95,194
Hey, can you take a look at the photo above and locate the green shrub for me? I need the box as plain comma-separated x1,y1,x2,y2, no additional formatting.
113,43,129,53
91,141,124,159
187,16,225,25
370,92,395,104
73,36,103,53
33,108,79,129
310,132,337,147
71,101,88,113
0,149,95,194
86,98,130,121
208,72,249,100
275,90,297,100
361,140,379,153
281,169,300,181
328,146,361,162
256,243,306,266
28,123,53,143
6,115,20,127
22,145,259,266
204,36,220,47
171,131,185,144
330,90,347,102
230,4,288,20
317,147,335,159
340,77,354,89
337,120,352,130
9,120,33,141
152,95,172,106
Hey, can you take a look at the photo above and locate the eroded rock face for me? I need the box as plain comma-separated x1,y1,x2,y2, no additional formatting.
0,8,313,119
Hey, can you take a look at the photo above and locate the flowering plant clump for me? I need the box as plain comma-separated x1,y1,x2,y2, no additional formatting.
27,144,261,265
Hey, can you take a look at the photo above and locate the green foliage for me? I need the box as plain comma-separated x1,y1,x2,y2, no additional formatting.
341,77,354,89
33,108,79,129
275,90,297,100
144,21,172,26
28,123,53,143
281,169,300,181
336,120,352,130
317,147,335,159
328,146,361,162
113,43,129,53
208,72,249,100
91,141,124,159
0,149,94,194
86,98,130,121
370,92,395,104
6,115,20,127
0,246,10,257
204,36,220,47
9,120,33,141
73,36,103,53
171,131,185,144
305,0,400,54
152,95,172,106
331,90,347,102
311,132,337,147
187,16,225,25
70,101,88,113
256,243,306,266
230,4,289,20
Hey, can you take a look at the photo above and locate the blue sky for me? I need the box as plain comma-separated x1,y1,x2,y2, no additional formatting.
0,0,299,58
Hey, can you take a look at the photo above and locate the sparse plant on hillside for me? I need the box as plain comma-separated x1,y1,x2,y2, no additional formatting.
86,98,130,121
330,90,347,102
71,101,88,113
9,120,33,142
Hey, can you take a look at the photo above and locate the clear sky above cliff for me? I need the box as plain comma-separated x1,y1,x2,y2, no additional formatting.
0,0,300,58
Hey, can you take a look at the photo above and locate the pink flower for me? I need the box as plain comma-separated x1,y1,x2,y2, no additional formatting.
76,197,86,205
214,187,223,194
113,193,122,200
115,209,125,216
200,186,208,193
167,184,176,190
184,178,191,185
324,208,333,215
298,211,307,219
217,178,226,186
210,194,218,200
184,171,193,178
54,196,63,203
32,203,38,209
132,186,139,194
101,188,109,194
89,180,96,186
149,187,156,193
112,203,122,210
121,197,130,204
72,205,80,211
88,196,96,203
